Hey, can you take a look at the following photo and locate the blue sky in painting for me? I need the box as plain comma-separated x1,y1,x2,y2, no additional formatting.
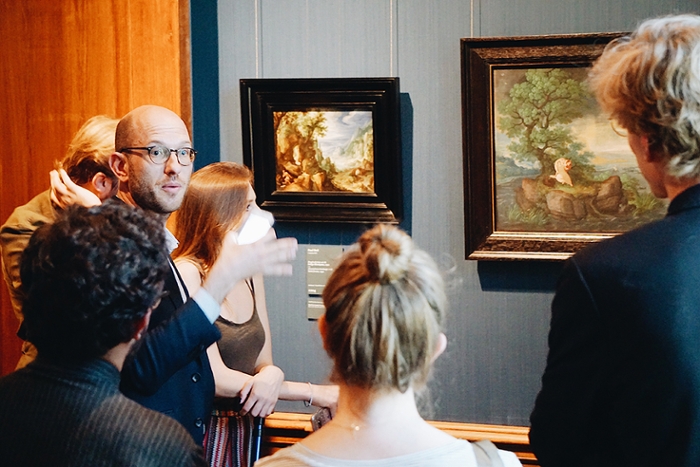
317,111,372,170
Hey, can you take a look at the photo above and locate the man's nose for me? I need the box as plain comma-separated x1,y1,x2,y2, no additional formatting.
163,151,183,174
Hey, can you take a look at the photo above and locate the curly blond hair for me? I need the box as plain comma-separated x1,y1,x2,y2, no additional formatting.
60,115,118,185
589,14,700,178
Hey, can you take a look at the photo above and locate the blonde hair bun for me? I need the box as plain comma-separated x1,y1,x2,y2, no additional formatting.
322,224,447,392
359,224,414,283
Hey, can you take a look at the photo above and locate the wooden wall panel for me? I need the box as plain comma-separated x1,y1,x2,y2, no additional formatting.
0,0,192,376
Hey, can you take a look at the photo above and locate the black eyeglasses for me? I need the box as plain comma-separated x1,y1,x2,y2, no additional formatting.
119,146,197,166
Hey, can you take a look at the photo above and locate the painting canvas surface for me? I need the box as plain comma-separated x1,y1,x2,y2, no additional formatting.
492,66,668,234
274,110,374,193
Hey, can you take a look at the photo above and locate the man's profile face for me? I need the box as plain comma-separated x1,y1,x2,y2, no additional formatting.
121,107,194,215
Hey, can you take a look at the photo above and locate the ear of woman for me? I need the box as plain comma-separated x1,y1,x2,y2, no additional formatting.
431,333,447,364
318,314,330,352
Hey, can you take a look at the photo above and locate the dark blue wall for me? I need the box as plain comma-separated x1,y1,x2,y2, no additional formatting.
190,0,220,171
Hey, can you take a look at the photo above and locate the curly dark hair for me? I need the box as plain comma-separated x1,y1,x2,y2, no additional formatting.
19,200,170,362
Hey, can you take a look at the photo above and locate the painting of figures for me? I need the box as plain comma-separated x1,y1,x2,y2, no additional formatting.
274,110,374,193
493,66,667,234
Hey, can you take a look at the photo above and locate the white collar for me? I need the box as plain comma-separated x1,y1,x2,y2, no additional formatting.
164,228,179,254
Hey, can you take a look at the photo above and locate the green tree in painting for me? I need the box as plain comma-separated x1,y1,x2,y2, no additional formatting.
498,68,594,180
495,68,667,232
274,111,328,152
275,111,337,191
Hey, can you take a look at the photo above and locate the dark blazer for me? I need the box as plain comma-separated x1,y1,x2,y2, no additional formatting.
121,258,221,445
0,358,206,466
530,184,700,466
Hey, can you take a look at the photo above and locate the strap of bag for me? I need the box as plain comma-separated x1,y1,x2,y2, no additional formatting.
472,439,506,467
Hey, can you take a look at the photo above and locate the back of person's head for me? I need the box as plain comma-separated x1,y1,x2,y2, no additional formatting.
60,115,119,186
19,200,169,362
321,224,447,393
589,14,700,178
173,162,254,270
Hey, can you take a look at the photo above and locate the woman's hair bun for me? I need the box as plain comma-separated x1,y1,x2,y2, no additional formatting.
359,224,414,283
321,223,446,391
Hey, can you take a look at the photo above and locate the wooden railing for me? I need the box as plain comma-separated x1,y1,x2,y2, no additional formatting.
261,412,539,466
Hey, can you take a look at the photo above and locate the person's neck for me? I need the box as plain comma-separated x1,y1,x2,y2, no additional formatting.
101,341,133,371
116,189,169,224
664,177,700,202
301,381,453,460
330,384,423,432
115,189,138,208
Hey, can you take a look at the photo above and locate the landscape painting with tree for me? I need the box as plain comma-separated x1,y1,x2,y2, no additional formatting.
241,77,401,223
274,110,374,193
493,66,667,233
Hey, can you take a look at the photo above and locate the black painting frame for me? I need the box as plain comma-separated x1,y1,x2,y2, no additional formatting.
240,78,402,224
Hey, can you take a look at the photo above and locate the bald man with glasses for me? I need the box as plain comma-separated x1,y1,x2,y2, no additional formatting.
110,105,298,445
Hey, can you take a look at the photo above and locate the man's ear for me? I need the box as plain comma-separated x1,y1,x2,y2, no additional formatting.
637,134,656,162
643,136,667,164
133,309,152,341
109,152,130,183
90,172,118,200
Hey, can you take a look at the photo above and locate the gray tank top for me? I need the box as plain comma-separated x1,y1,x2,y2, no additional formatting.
213,280,266,411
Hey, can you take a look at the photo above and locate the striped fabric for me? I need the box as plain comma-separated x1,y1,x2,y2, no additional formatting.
205,409,256,467
0,358,207,466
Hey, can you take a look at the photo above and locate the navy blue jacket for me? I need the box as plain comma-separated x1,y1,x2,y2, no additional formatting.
530,184,700,466
121,259,221,445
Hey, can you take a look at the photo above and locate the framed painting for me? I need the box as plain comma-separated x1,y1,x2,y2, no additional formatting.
240,78,402,223
461,33,668,260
